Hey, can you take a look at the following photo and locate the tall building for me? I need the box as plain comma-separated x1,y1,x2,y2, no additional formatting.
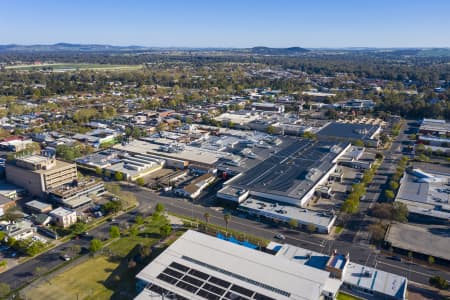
6,154,77,198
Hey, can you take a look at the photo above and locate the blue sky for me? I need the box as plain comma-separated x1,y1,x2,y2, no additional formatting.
1,0,449,48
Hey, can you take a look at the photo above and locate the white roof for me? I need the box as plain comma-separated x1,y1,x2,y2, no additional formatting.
136,230,330,300
49,207,74,217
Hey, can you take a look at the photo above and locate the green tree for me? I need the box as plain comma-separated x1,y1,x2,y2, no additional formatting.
385,190,395,200
354,139,365,147
155,203,165,214
114,171,124,181
307,224,317,233
223,214,231,233
389,181,399,191
89,239,102,254
109,226,120,239
428,256,435,265
103,200,122,215
266,125,276,135
95,167,103,176
429,276,449,290
136,177,145,186
288,219,298,229
160,224,172,237
70,222,87,235
129,226,138,237
135,215,144,225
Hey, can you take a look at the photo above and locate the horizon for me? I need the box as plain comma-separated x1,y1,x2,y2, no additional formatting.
1,42,450,50
1,0,450,48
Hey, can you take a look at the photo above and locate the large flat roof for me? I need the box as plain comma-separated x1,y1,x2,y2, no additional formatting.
239,198,335,230
317,122,380,140
275,244,407,299
395,169,450,220
386,223,450,262
227,139,348,204
114,139,236,166
136,230,330,300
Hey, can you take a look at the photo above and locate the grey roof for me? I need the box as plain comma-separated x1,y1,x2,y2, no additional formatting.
239,198,336,230
317,122,380,140
395,169,450,220
228,139,348,204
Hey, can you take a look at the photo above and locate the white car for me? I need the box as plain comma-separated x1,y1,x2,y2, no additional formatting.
275,233,286,240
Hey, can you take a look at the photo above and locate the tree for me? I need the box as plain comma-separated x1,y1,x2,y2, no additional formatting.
135,215,144,225
204,212,210,232
429,276,449,290
389,181,399,191
368,223,387,243
103,200,122,215
155,203,165,214
110,226,120,239
129,226,138,237
70,222,87,235
306,223,317,233
136,177,145,186
114,171,124,181
288,219,298,229
354,139,365,147
266,125,276,135
428,256,435,265
392,202,408,223
159,224,172,237
385,190,395,201
95,167,103,176
1,209,23,223
89,239,102,254
0,282,10,298
223,214,231,233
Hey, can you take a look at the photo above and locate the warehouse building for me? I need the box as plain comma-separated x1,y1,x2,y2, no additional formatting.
395,168,450,222
238,198,336,234
317,122,381,147
219,140,350,207
135,230,407,300
135,230,340,300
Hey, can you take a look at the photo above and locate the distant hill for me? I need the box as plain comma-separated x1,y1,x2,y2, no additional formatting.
246,46,310,55
0,43,152,53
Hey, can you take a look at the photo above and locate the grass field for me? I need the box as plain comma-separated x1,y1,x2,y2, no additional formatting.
24,217,173,300
25,256,119,300
5,63,142,71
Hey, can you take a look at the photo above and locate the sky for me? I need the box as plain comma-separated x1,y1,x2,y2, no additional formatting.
1,0,449,48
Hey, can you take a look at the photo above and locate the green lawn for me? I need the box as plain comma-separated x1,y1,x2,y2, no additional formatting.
25,217,173,300
25,256,119,300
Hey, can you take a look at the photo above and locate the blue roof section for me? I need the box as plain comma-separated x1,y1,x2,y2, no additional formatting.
304,255,329,270
216,233,258,249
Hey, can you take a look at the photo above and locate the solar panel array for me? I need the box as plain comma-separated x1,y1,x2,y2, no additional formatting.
153,261,277,300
